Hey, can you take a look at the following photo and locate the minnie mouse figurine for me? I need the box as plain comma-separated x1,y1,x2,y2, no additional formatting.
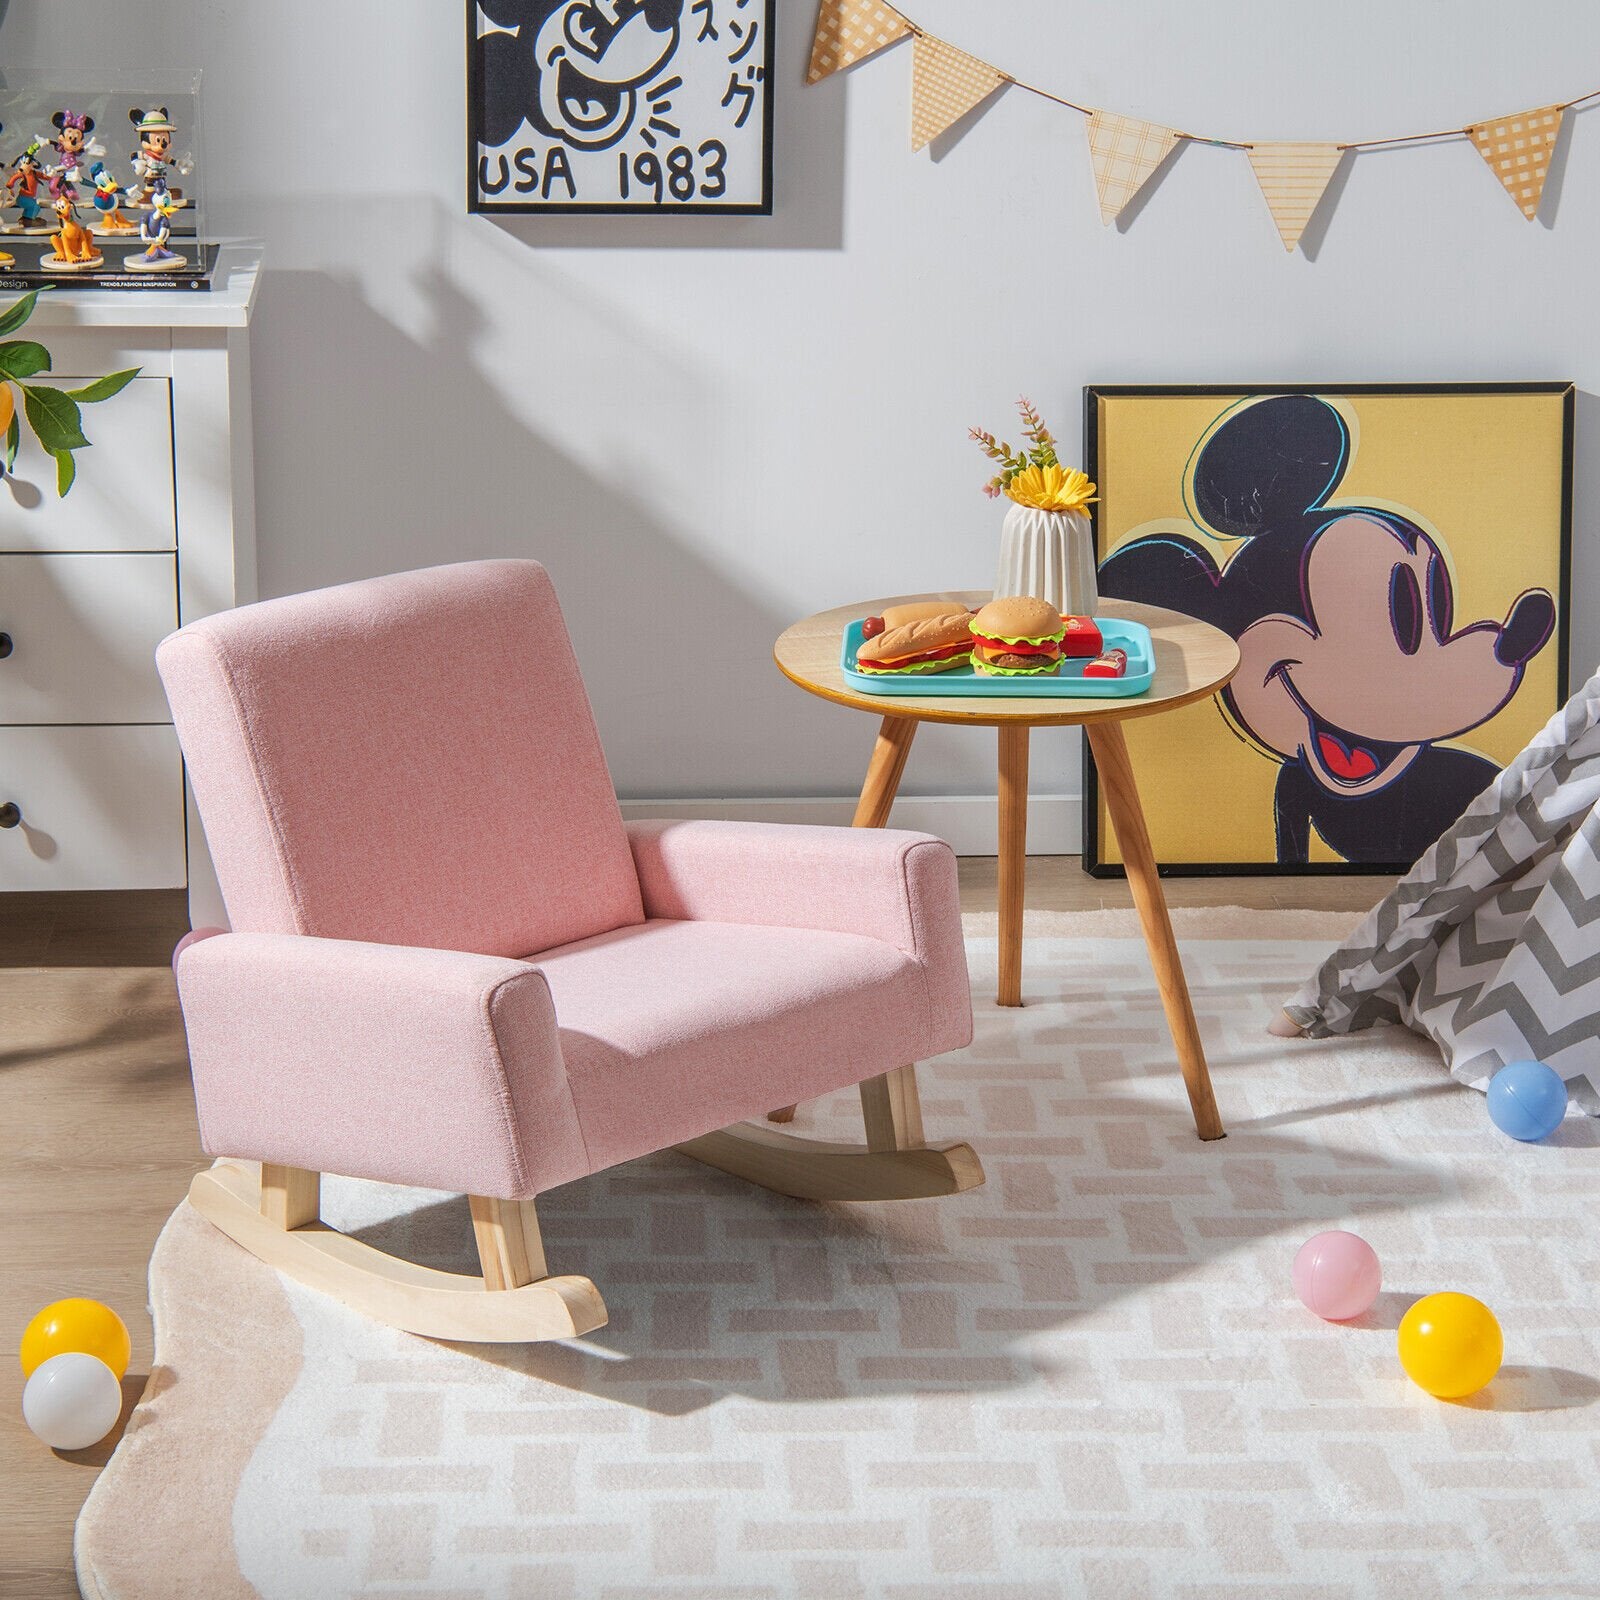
1098,394,1557,867
49,110,103,198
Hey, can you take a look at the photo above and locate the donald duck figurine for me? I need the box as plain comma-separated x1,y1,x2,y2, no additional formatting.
126,181,185,272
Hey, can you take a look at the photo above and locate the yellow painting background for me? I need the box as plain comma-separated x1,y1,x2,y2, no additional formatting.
1093,389,1570,868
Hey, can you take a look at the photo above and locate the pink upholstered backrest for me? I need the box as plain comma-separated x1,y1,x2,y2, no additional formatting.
157,560,644,957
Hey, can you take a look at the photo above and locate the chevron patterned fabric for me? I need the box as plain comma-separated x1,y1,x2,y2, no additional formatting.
1287,671,1600,1117
79,921,1600,1597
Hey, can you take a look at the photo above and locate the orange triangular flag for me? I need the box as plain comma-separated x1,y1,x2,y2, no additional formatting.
911,34,1006,152
1469,105,1564,219
1248,143,1345,251
1086,111,1181,224
807,0,912,86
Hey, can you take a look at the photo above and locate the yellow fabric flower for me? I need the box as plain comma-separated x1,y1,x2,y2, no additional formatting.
1006,463,1097,513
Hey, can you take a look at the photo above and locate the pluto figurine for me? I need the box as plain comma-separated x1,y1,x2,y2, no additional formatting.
41,190,104,271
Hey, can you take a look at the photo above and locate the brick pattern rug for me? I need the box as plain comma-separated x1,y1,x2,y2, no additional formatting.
76,913,1600,1599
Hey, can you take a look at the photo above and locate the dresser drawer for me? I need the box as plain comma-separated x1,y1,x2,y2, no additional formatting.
0,725,185,889
0,553,176,724
0,377,177,553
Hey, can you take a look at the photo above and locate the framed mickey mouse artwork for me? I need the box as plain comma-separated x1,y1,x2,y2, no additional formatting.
1085,383,1573,875
467,0,775,214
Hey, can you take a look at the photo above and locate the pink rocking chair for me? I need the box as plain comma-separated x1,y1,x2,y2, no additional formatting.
159,561,981,1343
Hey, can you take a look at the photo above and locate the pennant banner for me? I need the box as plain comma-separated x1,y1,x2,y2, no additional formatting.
804,4,1591,250
1248,143,1345,252
1469,105,1564,220
1086,111,1181,224
911,34,1006,151
807,0,912,86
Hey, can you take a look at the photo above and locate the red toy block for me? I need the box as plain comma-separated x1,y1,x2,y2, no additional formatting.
1060,616,1103,658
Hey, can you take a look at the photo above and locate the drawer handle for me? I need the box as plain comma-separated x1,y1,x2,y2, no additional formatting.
0,802,19,829
0,632,11,659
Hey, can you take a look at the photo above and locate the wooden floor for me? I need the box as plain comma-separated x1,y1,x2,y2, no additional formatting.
0,868,1390,1598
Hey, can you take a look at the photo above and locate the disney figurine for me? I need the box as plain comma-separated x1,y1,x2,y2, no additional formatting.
48,110,103,197
0,123,10,261
41,191,105,272
87,161,136,233
128,107,191,208
124,184,186,272
5,139,53,234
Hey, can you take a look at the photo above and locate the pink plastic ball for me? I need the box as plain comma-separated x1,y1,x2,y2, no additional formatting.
171,926,226,974
1292,1230,1382,1321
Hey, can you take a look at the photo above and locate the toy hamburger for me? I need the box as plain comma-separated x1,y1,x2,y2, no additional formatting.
855,602,974,675
969,596,1067,676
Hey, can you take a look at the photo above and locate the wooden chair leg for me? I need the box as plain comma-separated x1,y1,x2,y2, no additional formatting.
860,1063,926,1152
193,1163,606,1343
259,1163,320,1230
678,1064,982,1202
469,1195,549,1291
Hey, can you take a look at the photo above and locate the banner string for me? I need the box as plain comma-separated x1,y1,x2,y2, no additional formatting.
901,18,1599,151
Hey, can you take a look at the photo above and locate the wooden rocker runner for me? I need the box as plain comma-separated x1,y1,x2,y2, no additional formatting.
161,561,983,1344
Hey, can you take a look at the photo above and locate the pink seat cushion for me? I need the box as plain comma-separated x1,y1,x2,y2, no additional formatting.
532,918,945,1168
156,560,643,958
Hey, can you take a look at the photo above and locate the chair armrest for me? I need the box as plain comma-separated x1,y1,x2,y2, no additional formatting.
627,819,972,1052
175,934,588,1198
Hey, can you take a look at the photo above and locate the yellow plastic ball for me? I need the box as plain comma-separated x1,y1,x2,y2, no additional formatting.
19,1299,131,1381
1397,1292,1502,1399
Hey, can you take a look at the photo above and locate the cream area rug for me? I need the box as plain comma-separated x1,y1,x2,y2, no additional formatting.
77,912,1600,1600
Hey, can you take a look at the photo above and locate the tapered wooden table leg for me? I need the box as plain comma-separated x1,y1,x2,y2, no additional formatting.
997,724,1029,1008
1087,721,1225,1140
769,714,920,1125
852,715,918,828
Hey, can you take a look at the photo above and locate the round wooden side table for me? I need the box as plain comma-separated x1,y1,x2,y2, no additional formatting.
774,592,1240,1142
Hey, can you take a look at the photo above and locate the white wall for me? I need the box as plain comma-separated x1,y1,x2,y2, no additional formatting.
5,0,1597,829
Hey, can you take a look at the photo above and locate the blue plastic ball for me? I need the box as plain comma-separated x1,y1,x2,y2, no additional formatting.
1486,1060,1568,1142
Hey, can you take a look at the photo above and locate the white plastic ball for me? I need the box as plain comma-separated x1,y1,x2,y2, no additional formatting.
21,1351,123,1450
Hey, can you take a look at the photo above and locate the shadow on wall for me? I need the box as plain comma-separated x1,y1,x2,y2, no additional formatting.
248,265,789,794
480,11,845,252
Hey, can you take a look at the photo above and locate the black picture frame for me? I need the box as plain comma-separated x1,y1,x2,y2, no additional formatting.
1082,381,1575,879
466,0,776,216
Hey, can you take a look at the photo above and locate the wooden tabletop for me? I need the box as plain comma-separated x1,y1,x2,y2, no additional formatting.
774,592,1240,727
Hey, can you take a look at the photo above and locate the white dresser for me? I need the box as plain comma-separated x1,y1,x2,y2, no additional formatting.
0,246,259,928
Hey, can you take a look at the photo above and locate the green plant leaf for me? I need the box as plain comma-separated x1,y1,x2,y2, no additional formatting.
20,384,89,453
66,367,140,404
4,413,18,474
0,291,42,339
54,447,76,498
0,340,52,381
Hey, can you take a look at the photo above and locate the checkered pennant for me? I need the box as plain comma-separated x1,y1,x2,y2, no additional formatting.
1086,110,1182,224
1247,143,1346,251
1469,104,1564,220
807,0,912,85
910,34,1006,151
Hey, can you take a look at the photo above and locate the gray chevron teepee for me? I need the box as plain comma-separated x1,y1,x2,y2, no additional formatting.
1284,669,1600,1118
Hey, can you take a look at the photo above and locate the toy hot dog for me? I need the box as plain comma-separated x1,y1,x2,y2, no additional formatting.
856,604,975,675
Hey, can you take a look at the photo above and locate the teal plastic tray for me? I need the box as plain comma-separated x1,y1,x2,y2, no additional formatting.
842,616,1155,697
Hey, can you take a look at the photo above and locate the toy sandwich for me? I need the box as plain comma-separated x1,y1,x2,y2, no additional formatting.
968,596,1067,676
855,602,975,675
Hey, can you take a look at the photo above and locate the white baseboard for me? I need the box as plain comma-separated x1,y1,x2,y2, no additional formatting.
618,794,1084,856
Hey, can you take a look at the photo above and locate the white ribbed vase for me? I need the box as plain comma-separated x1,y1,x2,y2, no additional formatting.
993,504,1098,616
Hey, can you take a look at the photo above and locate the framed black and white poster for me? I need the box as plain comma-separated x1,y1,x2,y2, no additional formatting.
468,1,775,215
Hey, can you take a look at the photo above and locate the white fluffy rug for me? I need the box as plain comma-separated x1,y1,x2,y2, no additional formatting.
78,915,1600,1600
